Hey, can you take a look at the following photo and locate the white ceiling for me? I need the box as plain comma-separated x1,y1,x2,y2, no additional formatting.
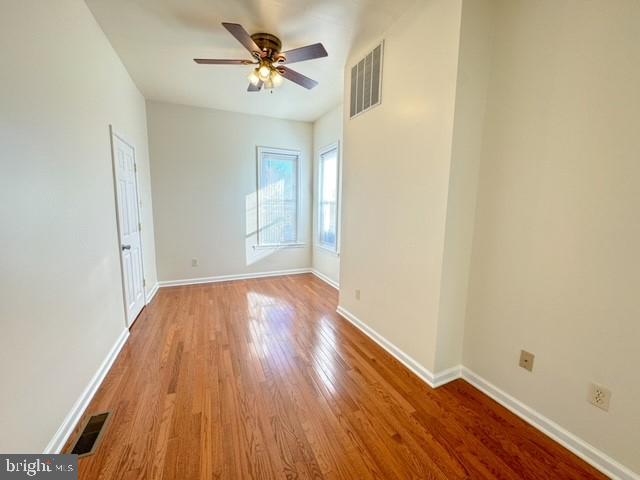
85,0,413,122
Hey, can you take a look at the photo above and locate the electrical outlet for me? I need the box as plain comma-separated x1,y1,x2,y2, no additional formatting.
355,289,361,300
191,258,198,267
519,350,535,372
589,383,611,411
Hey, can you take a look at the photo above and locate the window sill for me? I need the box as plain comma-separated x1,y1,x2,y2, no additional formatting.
314,244,340,256
253,243,307,251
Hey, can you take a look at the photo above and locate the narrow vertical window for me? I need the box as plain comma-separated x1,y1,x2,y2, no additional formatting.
257,147,299,246
317,144,340,251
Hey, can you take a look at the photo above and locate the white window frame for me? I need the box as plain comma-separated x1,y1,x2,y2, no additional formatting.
316,142,341,254
256,146,302,248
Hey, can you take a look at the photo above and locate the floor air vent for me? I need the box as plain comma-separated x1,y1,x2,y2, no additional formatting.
70,412,111,457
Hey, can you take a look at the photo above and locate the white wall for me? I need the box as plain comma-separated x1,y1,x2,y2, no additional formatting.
434,0,494,372
312,104,343,285
0,0,156,452
463,0,640,473
147,101,313,282
339,0,639,474
339,0,463,372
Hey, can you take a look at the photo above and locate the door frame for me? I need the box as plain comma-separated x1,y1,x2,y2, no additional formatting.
109,125,147,328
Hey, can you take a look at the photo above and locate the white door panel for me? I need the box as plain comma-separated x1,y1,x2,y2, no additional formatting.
112,131,145,327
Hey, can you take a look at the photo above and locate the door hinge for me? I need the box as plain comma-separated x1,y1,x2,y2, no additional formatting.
143,278,146,287
134,163,137,173
138,222,142,231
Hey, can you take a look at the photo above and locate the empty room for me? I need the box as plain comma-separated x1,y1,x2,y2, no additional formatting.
1,0,639,479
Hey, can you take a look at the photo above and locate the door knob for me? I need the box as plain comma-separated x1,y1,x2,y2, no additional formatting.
121,244,131,251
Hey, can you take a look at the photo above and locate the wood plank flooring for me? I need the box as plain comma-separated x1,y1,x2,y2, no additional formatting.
65,274,607,479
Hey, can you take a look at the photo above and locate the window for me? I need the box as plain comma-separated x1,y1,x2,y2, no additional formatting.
257,147,300,246
317,143,340,251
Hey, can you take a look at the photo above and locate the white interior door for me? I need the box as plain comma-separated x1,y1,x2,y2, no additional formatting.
112,131,145,327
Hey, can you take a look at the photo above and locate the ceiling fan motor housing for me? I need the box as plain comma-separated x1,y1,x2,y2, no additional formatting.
250,33,283,59
194,23,324,90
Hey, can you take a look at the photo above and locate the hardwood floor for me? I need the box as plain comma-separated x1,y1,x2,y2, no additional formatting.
65,274,606,479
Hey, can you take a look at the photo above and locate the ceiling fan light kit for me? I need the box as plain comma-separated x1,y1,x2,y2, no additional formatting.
248,69,260,86
194,22,328,92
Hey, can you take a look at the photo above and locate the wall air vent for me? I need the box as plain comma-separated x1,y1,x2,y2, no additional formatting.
350,41,384,119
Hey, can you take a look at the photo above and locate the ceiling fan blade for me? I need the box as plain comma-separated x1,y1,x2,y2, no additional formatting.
194,59,254,65
248,80,263,92
222,22,261,56
281,43,328,64
279,67,318,89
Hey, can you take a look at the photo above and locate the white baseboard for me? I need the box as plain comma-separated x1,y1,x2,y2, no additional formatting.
335,305,636,479
157,268,312,288
433,365,463,386
461,368,638,480
44,328,130,454
145,282,159,304
41,281,636,479
310,269,339,289
336,306,457,388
